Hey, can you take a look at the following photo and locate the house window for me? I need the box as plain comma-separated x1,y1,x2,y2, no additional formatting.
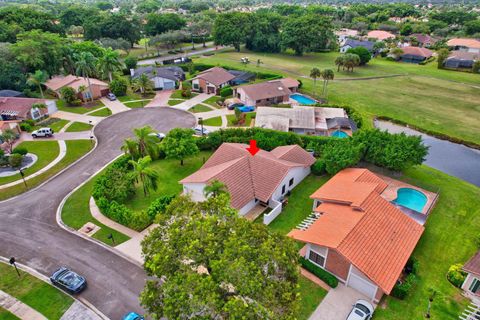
309,250,325,267
470,278,480,293
193,83,199,90
84,91,92,99
289,178,294,187
281,185,286,194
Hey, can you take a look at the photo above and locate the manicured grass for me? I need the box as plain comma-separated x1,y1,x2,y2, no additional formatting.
0,141,60,185
124,151,212,213
61,168,130,246
0,308,19,320
55,99,105,114
0,140,94,201
88,107,112,117
202,116,222,126
297,275,328,320
202,95,222,108
170,90,199,99
188,104,212,113
33,119,69,132
65,122,93,132
124,100,151,108
227,112,256,127
117,93,155,102
0,262,73,320
167,99,185,106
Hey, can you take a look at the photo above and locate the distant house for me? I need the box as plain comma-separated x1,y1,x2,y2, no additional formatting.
255,106,356,136
399,46,433,63
335,28,359,45
288,168,425,302
408,33,439,48
45,75,109,101
447,38,480,53
367,30,396,41
191,67,236,94
444,51,479,69
234,79,298,107
0,97,57,121
132,66,185,90
340,39,375,53
462,251,480,301
0,120,21,135
180,143,315,223
228,70,256,86
0,90,24,98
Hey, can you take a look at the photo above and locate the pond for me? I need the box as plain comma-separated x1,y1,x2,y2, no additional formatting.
375,120,480,187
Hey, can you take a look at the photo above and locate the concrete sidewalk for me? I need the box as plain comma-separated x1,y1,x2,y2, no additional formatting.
60,301,102,320
172,93,213,111
100,97,129,114
0,289,47,320
52,111,103,125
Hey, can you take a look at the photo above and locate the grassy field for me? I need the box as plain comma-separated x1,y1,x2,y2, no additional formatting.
0,262,73,320
0,140,93,201
0,308,19,320
33,119,69,132
195,49,480,145
0,141,60,185
167,99,185,106
56,100,105,114
188,104,213,113
65,122,93,132
118,93,155,102
88,107,112,117
203,116,222,126
297,275,328,320
124,100,151,108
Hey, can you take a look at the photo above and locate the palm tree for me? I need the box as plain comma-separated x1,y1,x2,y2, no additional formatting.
204,180,228,198
97,48,123,82
121,138,140,160
335,56,345,72
0,129,16,153
74,51,97,102
309,67,321,97
27,70,48,98
343,53,360,72
321,69,334,99
132,74,153,97
129,156,159,196
133,126,159,159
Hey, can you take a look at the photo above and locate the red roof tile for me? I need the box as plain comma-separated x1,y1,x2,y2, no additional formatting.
194,67,235,86
401,46,433,58
0,97,49,119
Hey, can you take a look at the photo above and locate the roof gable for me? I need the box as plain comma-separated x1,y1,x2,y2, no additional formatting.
195,67,235,86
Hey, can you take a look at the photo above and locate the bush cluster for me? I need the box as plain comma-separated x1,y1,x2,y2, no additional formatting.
96,198,150,231
392,273,417,299
299,256,338,288
12,147,28,156
447,263,467,288
146,195,175,220
219,86,233,97
92,157,136,203
109,78,128,96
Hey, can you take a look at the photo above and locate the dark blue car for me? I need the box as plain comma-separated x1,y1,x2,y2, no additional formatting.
237,105,255,112
50,267,87,294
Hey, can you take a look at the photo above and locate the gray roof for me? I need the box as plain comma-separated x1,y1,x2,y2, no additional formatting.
228,70,255,83
326,117,357,131
0,90,23,97
342,39,375,51
133,66,184,81
255,106,316,131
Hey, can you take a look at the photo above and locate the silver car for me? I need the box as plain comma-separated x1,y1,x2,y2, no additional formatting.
346,300,374,320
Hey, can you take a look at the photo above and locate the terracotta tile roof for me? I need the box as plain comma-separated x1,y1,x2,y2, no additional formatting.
181,143,315,208
447,38,480,49
0,97,49,119
290,168,424,294
401,46,433,58
367,30,396,40
45,75,108,92
236,81,291,101
271,78,300,89
195,67,235,86
409,33,438,45
463,251,480,276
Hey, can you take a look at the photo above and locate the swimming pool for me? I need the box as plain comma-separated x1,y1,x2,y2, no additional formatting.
331,130,349,138
290,93,316,105
393,188,428,213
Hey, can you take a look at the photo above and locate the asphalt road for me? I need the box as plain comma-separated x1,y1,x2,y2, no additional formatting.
0,108,196,319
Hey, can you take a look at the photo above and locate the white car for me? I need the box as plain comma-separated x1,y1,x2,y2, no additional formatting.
194,127,209,136
148,132,166,140
346,300,374,320
32,127,54,138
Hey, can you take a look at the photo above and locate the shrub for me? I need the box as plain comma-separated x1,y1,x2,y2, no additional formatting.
311,159,326,175
405,256,419,275
297,79,303,88
181,88,192,98
322,140,364,175
8,153,23,168
347,46,371,65
70,99,82,106
220,86,233,97
447,264,467,288
146,195,176,220
12,147,28,156
109,78,128,96
92,156,136,203
392,273,417,299
124,56,138,70
20,123,32,132
24,119,35,126
96,198,150,231
59,86,77,105
299,257,338,288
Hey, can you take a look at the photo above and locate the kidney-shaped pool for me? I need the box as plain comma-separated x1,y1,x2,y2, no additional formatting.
393,188,428,213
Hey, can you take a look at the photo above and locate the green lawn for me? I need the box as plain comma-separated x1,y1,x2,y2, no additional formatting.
167,99,185,106
33,119,69,132
0,140,94,201
297,275,328,320
202,95,222,108
203,116,222,126
188,104,213,113
0,262,73,320
226,112,256,127
0,308,19,320
124,100,151,108
117,93,155,102
61,168,130,246
0,141,60,185
65,122,93,132
56,99,105,114
88,107,112,117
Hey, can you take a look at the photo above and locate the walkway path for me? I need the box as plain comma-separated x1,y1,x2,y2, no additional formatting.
0,289,47,320
100,97,129,114
52,111,103,125
171,93,213,111
0,140,66,190
60,301,102,320
145,90,173,107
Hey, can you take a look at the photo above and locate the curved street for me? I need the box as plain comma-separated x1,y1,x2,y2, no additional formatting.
0,108,196,319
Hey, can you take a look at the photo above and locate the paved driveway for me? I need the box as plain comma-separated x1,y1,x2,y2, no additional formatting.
309,284,375,320
0,108,196,319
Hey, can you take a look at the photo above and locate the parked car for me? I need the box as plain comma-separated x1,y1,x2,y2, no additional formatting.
194,126,209,136
50,267,87,294
237,105,255,112
346,300,374,320
122,312,144,320
228,103,244,110
148,132,166,140
31,127,53,138
106,93,116,101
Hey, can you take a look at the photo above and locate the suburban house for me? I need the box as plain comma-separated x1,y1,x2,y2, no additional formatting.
462,251,480,301
340,39,375,53
255,106,356,136
444,51,479,69
45,75,109,101
131,66,185,90
335,28,359,45
447,38,480,53
0,97,57,121
407,33,438,48
234,81,289,107
366,30,395,41
399,46,433,63
288,168,425,302
0,120,21,135
0,90,24,98
180,143,315,224
228,70,256,85
191,67,235,94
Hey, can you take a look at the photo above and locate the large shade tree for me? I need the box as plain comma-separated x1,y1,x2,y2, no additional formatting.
161,128,199,165
213,12,251,52
97,48,123,82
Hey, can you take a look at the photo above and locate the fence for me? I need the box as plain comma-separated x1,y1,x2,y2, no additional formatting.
263,199,282,225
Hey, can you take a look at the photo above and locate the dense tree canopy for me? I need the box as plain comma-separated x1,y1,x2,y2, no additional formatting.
245,11,283,53
0,6,60,41
84,14,141,47
144,13,186,36
213,12,251,52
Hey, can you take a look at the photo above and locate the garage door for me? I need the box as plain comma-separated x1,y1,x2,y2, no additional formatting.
347,272,377,300
164,82,175,90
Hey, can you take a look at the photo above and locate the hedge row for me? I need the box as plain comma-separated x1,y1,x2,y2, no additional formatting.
299,256,338,288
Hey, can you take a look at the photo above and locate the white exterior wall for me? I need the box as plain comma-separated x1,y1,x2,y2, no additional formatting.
236,88,256,106
192,79,200,90
263,199,282,225
271,166,310,201
182,183,207,202
46,100,57,115
238,199,257,216
153,77,176,90
340,45,352,53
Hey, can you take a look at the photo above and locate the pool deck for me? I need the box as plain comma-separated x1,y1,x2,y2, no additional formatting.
379,174,438,216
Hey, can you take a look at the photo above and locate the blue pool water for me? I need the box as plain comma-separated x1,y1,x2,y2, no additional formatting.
290,93,316,105
393,188,428,213
331,130,349,138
